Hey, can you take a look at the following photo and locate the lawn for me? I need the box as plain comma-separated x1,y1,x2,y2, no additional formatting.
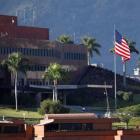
92,93,140,108
0,105,82,119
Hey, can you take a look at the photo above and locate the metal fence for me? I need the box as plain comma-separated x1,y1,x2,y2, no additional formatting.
113,125,136,130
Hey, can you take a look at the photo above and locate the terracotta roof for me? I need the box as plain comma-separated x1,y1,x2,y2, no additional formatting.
44,113,95,120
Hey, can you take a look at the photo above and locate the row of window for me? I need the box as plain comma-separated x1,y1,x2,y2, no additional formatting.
0,65,5,70
63,52,87,60
45,123,93,131
0,47,87,61
0,47,61,58
26,81,54,86
30,65,48,71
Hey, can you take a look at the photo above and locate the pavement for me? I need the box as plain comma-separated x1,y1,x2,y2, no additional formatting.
66,105,109,117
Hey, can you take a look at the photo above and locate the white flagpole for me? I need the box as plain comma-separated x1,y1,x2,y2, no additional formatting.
114,25,117,109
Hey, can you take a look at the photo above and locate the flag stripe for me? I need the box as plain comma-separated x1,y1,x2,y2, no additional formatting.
115,30,130,63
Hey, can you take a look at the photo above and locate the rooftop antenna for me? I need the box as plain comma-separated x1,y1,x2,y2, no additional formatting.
16,11,17,17
32,10,35,26
12,17,14,24
24,9,25,23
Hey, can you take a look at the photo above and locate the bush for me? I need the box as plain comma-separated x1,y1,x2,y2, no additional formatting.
37,99,70,115
123,92,133,102
117,91,124,100
117,91,134,102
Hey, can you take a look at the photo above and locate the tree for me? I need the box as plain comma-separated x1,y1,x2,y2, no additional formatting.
57,35,74,44
112,108,136,129
38,99,70,115
81,36,101,65
137,57,140,67
42,63,69,101
1,52,32,110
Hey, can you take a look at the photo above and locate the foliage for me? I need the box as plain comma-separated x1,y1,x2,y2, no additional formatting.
42,63,69,83
81,36,101,58
37,99,70,115
111,107,136,129
1,52,32,110
1,52,32,76
57,35,74,44
117,91,124,100
123,92,133,102
117,91,133,102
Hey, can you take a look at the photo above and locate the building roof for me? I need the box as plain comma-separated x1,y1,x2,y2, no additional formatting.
29,84,112,90
44,113,95,120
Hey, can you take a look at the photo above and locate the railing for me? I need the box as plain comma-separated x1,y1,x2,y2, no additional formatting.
112,125,136,130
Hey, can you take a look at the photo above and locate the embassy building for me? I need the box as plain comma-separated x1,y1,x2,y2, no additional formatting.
0,14,88,101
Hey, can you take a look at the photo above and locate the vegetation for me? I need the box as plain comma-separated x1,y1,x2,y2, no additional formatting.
112,107,136,129
1,93,36,106
57,35,74,44
117,91,133,102
81,36,101,65
1,52,32,110
42,63,69,101
92,93,140,108
37,99,70,115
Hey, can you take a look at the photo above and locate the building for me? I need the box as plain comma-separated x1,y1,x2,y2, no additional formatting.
1,114,140,140
0,14,88,101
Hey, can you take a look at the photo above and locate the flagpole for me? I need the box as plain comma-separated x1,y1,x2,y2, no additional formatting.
123,62,126,87
114,25,117,109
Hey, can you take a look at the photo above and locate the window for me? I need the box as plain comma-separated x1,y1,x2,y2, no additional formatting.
52,50,54,57
60,123,82,131
4,126,19,133
0,126,2,134
83,123,93,131
45,124,59,132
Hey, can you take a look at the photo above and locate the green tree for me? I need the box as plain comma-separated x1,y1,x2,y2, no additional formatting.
57,35,74,44
112,108,136,129
81,36,101,65
1,52,32,110
38,99,70,115
42,63,69,101
137,57,140,67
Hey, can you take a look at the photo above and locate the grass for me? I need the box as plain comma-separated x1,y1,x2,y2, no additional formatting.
92,93,140,108
0,105,83,119
127,84,140,91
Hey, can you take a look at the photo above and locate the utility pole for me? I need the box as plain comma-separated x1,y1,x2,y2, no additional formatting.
104,82,110,117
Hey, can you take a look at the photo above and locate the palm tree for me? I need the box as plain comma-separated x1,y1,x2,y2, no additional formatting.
1,52,32,110
125,39,139,54
42,63,69,101
81,36,101,65
57,35,74,44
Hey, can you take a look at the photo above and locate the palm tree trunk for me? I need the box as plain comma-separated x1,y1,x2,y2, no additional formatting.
54,79,57,101
15,72,18,110
88,56,90,65
53,87,55,101
126,122,128,129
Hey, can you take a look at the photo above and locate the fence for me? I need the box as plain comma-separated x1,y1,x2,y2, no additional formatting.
113,125,136,130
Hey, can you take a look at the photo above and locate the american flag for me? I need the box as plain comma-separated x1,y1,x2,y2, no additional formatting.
115,30,130,63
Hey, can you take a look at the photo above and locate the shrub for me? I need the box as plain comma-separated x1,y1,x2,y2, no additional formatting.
37,99,70,115
117,91,124,100
123,92,133,102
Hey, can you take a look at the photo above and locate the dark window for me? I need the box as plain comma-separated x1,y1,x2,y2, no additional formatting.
0,126,2,134
83,123,93,131
4,126,19,133
46,49,48,56
74,53,75,60
60,123,82,131
49,50,51,57
45,124,59,132
52,50,54,57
